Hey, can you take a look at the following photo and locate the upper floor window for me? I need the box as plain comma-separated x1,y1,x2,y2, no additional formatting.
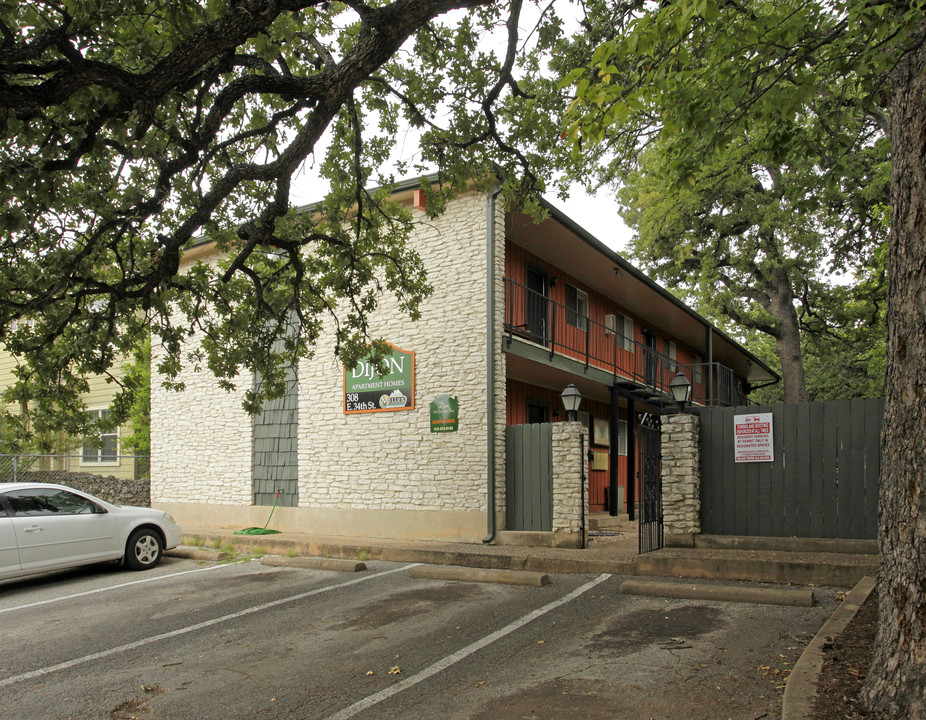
565,284,588,331
692,354,704,383
82,409,119,465
605,312,634,351
618,313,634,351
665,340,678,370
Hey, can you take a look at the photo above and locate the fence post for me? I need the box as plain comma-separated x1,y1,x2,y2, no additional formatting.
13,454,17,483
661,413,701,546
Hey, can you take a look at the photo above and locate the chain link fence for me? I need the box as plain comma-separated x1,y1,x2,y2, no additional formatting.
0,454,151,506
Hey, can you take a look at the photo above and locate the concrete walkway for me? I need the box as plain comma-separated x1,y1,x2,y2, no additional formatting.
174,516,877,589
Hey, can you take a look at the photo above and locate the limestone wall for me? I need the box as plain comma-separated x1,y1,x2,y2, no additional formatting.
296,192,493,518
661,413,701,541
150,254,271,507
149,190,505,541
551,421,588,547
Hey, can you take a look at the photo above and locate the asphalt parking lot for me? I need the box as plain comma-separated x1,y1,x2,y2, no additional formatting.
0,554,839,720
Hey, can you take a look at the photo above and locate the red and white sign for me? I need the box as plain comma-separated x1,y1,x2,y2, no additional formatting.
734,413,774,462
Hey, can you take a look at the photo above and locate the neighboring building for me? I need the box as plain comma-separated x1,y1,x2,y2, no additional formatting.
150,181,777,545
0,351,142,481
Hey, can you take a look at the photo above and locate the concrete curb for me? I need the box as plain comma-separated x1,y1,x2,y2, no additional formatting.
166,547,230,562
409,565,550,586
261,556,367,572
181,532,634,576
620,579,815,607
781,575,877,720
635,555,876,588
694,535,878,555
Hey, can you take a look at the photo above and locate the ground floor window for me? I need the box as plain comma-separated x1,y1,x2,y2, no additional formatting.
526,400,550,424
81,409,118,465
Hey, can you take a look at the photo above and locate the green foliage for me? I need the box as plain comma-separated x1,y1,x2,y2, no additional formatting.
0,0,570,426
549,0,909,400
112,339,151,454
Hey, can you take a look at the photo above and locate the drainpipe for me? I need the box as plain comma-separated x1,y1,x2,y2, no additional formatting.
484,186,503,544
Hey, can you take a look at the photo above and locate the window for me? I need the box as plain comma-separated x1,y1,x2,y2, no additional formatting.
692,354,703,383
6,488,97,516
565,284,588,331
82,409,118,465
618,420,628,455
665,340,678,371
526,400,550,424
618,313,634,352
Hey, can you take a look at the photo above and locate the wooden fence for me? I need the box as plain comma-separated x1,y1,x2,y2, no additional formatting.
699,399,883,539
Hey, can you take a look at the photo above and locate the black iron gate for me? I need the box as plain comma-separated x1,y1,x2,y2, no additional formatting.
638,414,663,554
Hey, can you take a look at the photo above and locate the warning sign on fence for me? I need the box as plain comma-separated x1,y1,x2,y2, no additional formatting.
733,413,774,463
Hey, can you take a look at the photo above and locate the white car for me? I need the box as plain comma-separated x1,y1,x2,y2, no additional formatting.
0,482,181,581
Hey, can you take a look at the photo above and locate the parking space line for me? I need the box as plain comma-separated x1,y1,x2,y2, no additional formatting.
0,563,419,689
322,573,613,720
0,563,237,615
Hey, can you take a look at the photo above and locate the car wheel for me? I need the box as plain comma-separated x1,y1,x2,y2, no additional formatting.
125,528,163,570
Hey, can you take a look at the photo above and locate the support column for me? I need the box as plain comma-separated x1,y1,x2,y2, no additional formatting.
626,399,636,521
609,385,620,516
661,413,701,546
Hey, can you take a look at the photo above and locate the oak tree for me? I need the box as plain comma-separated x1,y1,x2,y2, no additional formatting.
562,1,925,715
0,0,560,437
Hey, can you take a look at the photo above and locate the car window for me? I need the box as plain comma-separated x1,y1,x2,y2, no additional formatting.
6,488,97,516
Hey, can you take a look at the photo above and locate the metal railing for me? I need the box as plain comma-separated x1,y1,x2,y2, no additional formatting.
503,277,741,407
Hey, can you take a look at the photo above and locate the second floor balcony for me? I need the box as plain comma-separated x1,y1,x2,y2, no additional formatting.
503,277,742,407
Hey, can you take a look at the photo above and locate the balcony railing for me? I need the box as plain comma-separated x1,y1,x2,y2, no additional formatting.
504,278,740,407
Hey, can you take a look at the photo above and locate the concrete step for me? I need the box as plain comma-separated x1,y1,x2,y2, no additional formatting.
635,548,878,588
587,513,630,531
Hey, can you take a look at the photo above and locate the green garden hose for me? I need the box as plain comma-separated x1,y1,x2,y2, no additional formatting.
234,492,282,535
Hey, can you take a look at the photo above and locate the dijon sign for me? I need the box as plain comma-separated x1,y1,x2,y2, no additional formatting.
343,343,415,414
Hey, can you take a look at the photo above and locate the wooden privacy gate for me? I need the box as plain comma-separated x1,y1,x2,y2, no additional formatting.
699,398,883,539
505,423,553,531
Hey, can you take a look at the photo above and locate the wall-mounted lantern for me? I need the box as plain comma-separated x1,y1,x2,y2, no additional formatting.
670,371,692,411
560,383,583,422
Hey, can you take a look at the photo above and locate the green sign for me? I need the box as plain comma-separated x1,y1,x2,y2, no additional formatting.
344,344,415,414
430,395,459,433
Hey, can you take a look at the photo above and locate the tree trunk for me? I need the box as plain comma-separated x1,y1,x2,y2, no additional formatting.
768,277,808,403
860,23,926,720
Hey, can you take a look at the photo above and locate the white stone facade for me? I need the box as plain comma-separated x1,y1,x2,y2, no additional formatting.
151,190,508,542
150,255,253,508
551,421,589,547
661,413,701,540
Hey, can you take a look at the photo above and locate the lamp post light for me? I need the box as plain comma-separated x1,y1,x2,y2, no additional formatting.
669,371,692,411
560,383,583,422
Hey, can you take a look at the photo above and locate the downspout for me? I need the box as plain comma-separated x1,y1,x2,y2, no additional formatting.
484,186,503,543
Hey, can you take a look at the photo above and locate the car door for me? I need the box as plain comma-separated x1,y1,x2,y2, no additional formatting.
6,487,120,573
0,500,22,580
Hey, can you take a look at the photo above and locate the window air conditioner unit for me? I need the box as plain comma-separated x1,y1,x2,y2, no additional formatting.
604,314,617,335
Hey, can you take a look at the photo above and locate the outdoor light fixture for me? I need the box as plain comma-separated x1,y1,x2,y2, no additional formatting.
670,371,692,410
560,383,583,421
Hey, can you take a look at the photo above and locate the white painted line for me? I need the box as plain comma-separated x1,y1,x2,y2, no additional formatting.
323,573,613,720
0,563,238,616
0,563,419,689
